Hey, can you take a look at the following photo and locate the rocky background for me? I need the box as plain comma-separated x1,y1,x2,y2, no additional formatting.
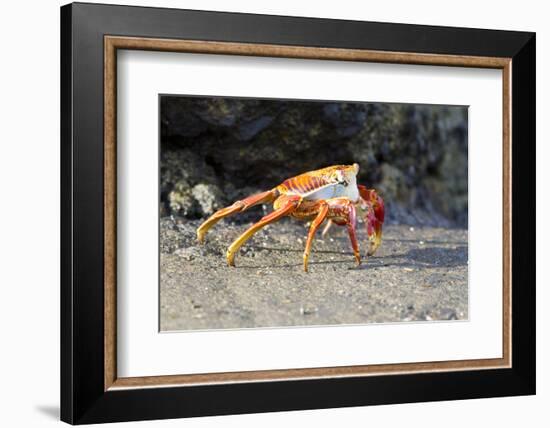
160,96,468,227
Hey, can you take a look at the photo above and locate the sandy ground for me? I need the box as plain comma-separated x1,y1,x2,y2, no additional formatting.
160,217,468,331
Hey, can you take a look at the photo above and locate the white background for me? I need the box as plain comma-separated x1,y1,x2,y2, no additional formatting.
118,51,502,377
0,0,546,427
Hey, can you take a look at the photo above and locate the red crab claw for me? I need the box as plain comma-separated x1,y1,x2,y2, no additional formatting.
358,186,384,256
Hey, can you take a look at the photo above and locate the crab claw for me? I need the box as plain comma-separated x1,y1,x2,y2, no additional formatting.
365,210,383,256
358,187,384,256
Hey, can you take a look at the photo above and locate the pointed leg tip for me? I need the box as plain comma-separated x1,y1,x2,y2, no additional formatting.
226,252,236,267
303,255,309,273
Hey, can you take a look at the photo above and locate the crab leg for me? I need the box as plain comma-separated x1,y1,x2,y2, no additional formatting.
364,205,383,256
197,189,278,243
327,199,361,266
344,203,361,266
226,195,301,267
303,202,329,272
321,219,333,238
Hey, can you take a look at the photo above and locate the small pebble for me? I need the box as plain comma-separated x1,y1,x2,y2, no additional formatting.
300,305,318,315
440,308,458,320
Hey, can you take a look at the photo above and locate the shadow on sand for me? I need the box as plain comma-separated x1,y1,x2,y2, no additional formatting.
231,245,467,270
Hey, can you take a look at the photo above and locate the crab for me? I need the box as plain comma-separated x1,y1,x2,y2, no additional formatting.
196,163,385,272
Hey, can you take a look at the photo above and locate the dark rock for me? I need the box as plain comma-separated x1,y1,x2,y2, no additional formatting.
160,96,468,227
234,116,275,141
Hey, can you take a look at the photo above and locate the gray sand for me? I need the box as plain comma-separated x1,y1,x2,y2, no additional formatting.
160,218,468,331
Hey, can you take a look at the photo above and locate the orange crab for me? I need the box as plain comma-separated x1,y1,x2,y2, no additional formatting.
197,163,385,272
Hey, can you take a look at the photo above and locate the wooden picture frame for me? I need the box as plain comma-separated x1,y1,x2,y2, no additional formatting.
61,2,535,424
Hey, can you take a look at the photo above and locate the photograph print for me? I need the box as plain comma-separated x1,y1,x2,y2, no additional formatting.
159,95,468,332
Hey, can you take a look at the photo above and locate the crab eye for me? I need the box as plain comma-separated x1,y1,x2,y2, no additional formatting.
335,170,348,185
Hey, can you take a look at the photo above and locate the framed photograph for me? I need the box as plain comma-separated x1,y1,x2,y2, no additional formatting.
60,2,535,424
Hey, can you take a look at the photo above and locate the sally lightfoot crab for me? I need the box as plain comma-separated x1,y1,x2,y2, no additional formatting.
196,163,385,271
